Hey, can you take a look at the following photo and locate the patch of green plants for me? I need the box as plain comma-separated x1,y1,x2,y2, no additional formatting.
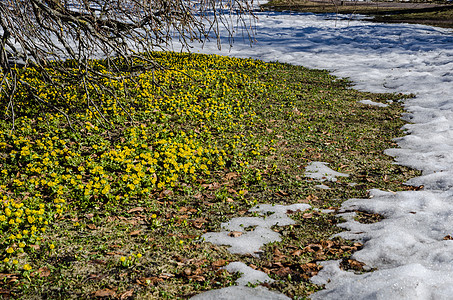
0,52,418,298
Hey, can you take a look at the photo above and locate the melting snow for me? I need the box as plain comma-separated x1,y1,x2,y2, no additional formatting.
202,203,311,256
358,99,389,107
186,6,453,299
305,162,350,182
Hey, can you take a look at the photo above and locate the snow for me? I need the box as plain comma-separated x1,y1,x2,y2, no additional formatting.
202,203,311,256
188,6,453,299
358,99,389,107
305,161,350,182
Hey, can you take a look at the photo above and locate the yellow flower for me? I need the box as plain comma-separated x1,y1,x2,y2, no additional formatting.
49,244,55,250
120,256,126,262
23,264,32,271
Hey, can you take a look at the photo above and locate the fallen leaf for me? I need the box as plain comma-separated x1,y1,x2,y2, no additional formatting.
291,249,303,256
225,172,238,180
136,277,163,286
212,259,228,268
192,218,206,229
87,224,97,230
228,231,243,237
274,267,292,277
193,193,203,199
302,213,313,219
127,207,145,213
159,273,175,279
94,288,116,298
444,235,453,240
188,275,205,282
119,289,134,300
129,230,141,236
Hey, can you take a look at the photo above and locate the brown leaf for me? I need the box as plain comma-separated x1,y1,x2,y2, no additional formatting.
192,218,206,229
444,235,453,240
291,249,303,256
276,190,289,197
119,289,134,300
136,277,163,286
274,267,292,277
225,172,238,180
127,207,145,213
305,244,322,252
0,274,17,280
184,268,192,276
208,182,222,190
129,230,141,236
94,289,116,298
212,259,228,268
302,213,313,219
87,224,97,230
266,128,273,133
228,231,243,237
159,273,175,279
188,275,205,282
193,193,203,199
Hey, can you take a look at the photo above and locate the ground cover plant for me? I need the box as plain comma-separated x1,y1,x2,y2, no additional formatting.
261,0,453,29
0,52,420,299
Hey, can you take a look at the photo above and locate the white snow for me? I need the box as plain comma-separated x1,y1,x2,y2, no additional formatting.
202,203,311,256
358,99,389,107
305,161,350,182
224,262,275,286
184,6,453,300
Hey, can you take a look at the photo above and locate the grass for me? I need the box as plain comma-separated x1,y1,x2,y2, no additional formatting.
261,0,453,29
0,52,420,299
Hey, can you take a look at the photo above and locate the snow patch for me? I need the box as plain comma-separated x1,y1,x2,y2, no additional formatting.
358,99,389,107
305,162,349,182
202,203,310,256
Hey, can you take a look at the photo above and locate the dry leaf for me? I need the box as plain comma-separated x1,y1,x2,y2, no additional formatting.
225,172,238,180
266,128,273,133
127,207,145,213
192,218,206,229
228,231,243,237
291,249,303,256
212,259,228,268
136,277,163,286
302,213,313,219
188,275,205,282
87,224,97,230
129,230,141,236
119,289,134,300
94,288,116,298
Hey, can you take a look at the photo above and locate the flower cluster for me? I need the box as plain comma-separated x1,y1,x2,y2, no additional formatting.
0,194,56,269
